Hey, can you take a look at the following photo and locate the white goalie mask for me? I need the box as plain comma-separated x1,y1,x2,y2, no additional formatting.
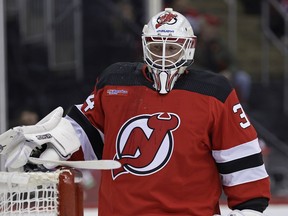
142,8,197,94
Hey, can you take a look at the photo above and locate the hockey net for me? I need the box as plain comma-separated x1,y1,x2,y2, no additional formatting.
0,169,83,216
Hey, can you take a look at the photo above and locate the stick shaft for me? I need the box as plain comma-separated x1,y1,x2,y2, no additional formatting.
28,157,121,170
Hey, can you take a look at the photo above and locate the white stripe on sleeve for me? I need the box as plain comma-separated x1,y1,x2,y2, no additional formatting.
221,164,268,186
212,138,261,163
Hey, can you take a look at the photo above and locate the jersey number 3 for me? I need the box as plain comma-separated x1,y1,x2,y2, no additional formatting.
233,103,251,129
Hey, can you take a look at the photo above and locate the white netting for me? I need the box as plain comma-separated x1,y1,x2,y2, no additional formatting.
0,170,69,216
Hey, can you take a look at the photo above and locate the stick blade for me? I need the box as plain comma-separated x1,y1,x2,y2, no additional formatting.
28,157,121,170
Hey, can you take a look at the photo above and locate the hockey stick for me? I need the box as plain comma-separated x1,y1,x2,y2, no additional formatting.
28,157,121,170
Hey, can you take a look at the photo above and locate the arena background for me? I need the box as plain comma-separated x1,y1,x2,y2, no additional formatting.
0,0,287,215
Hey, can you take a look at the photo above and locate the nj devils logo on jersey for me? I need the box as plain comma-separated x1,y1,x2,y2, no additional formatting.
112,112,180,179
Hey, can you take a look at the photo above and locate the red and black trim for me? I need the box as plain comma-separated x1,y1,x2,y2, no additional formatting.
67,105,104,160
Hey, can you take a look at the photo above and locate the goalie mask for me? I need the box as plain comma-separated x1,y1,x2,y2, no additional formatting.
142,8,197,94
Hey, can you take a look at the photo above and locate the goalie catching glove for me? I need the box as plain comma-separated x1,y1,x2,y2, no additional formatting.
214,209,266,216
0,107,81,170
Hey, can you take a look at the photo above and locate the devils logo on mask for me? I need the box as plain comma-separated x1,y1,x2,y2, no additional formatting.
155,12,178,29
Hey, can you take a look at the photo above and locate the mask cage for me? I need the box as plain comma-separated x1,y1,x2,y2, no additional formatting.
142,36,196,71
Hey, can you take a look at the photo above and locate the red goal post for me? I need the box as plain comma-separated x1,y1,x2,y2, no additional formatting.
0,168,84,216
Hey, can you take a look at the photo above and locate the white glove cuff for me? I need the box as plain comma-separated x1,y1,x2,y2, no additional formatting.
228,209,264,216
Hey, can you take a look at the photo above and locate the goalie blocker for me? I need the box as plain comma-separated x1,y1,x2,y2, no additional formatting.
0,107,81,170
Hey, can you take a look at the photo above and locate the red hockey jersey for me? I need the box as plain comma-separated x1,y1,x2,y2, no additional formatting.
68,62,270,216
